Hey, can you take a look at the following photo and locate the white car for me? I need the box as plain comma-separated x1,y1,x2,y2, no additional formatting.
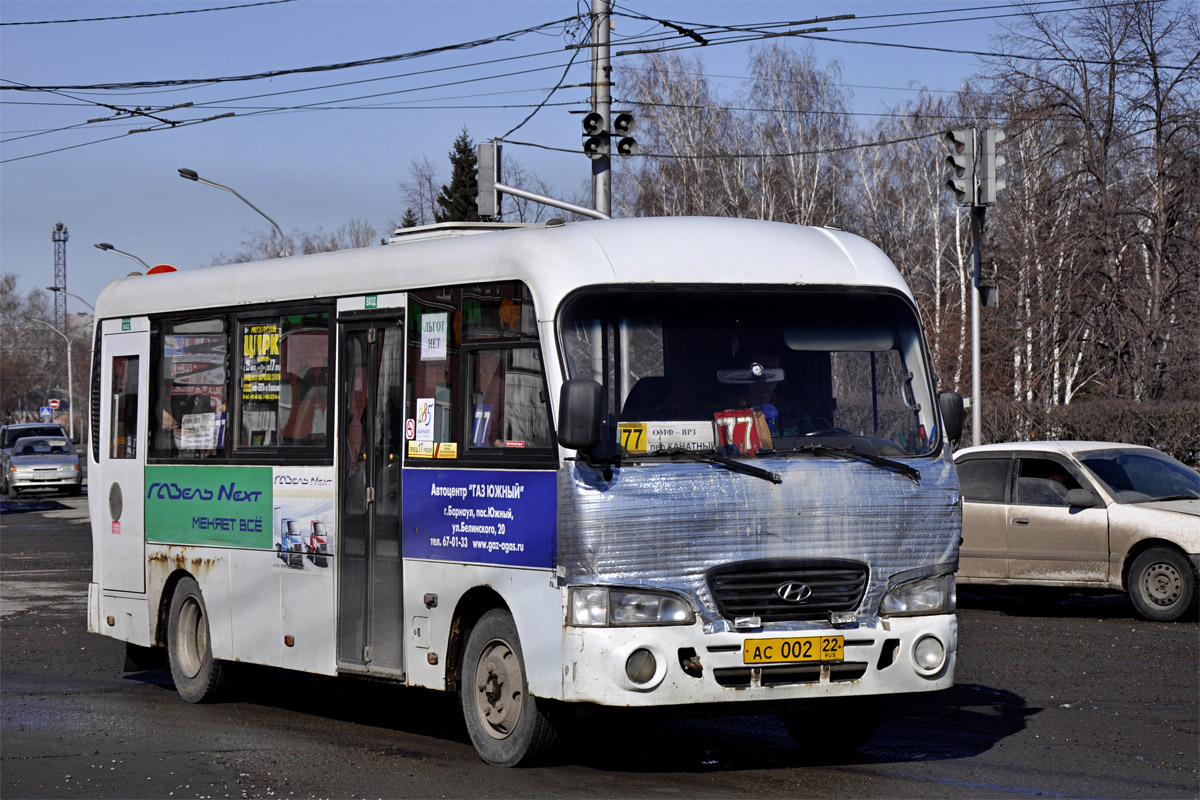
2,435,83,497
954,441,1199,621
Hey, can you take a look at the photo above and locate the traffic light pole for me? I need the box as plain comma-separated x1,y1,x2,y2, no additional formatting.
970,205,985,447
590,0,612,218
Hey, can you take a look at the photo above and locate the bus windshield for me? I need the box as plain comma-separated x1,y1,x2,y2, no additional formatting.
559,287,940,459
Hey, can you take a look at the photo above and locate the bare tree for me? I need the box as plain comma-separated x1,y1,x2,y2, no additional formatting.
0,277,62,423
298,219,379,254
393,155,440,227
211,218,378,264
989,0,1200,403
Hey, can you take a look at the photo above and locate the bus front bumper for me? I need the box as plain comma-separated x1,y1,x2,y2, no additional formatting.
561,614,956,706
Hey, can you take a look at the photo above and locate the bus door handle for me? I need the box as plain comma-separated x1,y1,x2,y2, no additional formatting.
1011,517,1030,526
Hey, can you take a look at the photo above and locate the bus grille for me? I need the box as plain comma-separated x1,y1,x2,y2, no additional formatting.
707,559,869,622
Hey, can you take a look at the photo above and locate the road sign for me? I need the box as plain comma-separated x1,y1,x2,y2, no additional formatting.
49,398,60,410
40,407,52,418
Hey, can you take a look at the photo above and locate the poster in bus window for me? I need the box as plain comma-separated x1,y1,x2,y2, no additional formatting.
243,323,281,401
420,312,447,361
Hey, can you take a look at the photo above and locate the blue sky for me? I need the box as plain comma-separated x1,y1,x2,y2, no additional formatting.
1,0,1004,311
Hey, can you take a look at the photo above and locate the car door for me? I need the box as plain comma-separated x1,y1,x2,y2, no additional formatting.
1006,455,1109,583
955,455,1013,579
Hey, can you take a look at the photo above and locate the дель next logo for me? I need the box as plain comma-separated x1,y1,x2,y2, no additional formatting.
146,482,264,503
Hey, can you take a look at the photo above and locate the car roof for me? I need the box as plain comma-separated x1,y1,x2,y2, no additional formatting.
2,423,68,445
953,441,1157,460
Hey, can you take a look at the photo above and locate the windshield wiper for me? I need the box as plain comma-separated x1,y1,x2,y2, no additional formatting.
654,447,782,484
792,443,920,483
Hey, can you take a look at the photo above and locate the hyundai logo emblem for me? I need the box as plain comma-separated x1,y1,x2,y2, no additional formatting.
776,582,813,603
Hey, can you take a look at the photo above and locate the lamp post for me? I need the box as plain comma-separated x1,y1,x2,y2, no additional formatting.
178,167,289,257
25,318,76,441
46,286,95,312
94,242,151,272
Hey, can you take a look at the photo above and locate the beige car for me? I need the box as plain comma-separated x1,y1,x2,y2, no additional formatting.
954,441,1200,622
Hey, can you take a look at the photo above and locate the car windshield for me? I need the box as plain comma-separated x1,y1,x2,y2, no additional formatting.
559,287,940,460
1079,449,1200,503
12,438,74,456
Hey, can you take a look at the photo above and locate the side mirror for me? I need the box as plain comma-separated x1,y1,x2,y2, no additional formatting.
557,379,602,451
938,390,965,446
1065,488,1099,508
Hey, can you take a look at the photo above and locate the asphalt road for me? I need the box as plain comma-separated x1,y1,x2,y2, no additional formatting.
2,491,1197,799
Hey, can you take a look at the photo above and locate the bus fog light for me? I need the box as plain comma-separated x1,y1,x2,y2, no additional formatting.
913,635,946,673
625,648,657,684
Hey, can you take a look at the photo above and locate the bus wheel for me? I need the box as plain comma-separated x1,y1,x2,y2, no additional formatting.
167,576,230,703
460,609,559,767
780,696,885,757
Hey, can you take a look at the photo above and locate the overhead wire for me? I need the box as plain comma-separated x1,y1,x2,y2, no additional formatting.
0,0,296,26
0,16,581,92
5,1,1186,164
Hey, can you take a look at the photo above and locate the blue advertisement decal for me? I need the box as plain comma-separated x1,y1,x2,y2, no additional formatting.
403,469,557,568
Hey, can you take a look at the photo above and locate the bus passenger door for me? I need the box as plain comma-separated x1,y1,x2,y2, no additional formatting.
97,319,150,594
337,314,405,676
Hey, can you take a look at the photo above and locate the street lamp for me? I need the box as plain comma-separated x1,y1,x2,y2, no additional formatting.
94,242,151,272
177,167,290,257
25,318,77,441
46,286,95,312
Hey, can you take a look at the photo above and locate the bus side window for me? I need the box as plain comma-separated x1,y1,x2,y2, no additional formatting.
466,346,552,450
238,311,330,450
151,317,228,459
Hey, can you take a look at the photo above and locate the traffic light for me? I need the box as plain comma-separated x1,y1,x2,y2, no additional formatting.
944,128,976,206
979,128,1007,205
582,112,607,159
581,112,637,159
613,112,637,157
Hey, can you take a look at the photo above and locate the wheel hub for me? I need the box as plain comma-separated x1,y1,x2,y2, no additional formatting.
473,640,522,739
1143,562,1182,607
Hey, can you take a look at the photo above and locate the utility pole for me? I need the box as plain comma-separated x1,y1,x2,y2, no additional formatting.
969,205,985,448
590,0,612,218
51,223,68,332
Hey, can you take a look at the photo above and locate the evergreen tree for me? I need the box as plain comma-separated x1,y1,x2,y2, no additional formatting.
400,207,419,228
434,127,480,223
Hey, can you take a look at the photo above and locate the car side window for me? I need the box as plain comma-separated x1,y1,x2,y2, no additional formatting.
956,457,1010,503
1015,457,1083,506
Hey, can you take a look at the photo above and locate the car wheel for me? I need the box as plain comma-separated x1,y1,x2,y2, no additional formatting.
167,576,231,703
460,609,560,767
780,696,886,757
1128,547,1198,622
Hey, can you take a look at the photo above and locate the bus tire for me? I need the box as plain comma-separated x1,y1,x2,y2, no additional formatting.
167,576,230,703
460,609,559,767
780,696,885,757
1128,546,1197,622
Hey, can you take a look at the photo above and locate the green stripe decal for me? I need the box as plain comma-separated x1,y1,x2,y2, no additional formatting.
145,465,272,547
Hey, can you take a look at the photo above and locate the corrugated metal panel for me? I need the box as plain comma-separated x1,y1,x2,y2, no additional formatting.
557,455,959,629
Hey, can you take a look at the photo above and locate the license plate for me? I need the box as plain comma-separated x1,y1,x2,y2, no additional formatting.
743,635,844,664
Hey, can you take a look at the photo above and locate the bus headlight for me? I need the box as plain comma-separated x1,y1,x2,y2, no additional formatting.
879,573,956,617
569,587,695,627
